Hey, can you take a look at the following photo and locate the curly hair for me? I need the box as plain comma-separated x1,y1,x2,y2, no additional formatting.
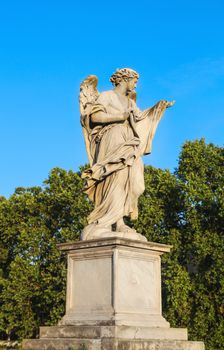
110,68,139,86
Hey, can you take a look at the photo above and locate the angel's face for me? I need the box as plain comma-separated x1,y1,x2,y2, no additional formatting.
126,78,138,92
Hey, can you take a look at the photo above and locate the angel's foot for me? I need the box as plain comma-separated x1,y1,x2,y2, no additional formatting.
117,224,136,233
116,218,136,233
81,223,112,240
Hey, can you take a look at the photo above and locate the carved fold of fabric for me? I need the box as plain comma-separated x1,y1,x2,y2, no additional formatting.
91,124,117,144
80,90,168,227
135,104,167,155
87,155,144,226
80,104,105,129
80,103,106,166
82,136,140,199
90,103,106,117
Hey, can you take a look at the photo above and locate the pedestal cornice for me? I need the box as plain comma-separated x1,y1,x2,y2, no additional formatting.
57,236,172,254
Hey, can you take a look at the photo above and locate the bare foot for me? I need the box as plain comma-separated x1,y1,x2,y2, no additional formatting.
116,218,135,233
116,224,136,233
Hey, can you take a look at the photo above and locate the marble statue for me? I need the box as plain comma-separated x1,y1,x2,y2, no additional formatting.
80,68,174,241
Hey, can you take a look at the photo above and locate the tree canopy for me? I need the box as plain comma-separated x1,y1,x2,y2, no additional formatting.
0,139,223,350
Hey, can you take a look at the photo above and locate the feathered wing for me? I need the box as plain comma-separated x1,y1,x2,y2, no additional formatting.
79,75,99,166
135,100,169,156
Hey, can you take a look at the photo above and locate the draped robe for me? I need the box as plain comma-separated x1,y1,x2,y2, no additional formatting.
82,90,166,228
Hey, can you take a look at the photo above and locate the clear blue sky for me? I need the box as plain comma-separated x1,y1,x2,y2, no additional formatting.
1,0,223,197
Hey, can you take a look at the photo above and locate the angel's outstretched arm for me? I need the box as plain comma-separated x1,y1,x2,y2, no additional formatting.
135,100,175,122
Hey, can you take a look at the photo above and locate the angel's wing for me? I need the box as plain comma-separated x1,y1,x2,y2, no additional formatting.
79,75,99,165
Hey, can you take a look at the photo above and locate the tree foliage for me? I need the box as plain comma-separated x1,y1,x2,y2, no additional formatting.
0,169,92,340
0,139,223,350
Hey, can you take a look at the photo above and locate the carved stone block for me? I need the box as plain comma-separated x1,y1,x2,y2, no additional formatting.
22,237,205,350
59,237,170,328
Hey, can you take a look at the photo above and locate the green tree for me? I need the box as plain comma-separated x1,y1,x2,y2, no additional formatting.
0,168,92,340
133,166,192,327
133,139,224,349
175,139,224,349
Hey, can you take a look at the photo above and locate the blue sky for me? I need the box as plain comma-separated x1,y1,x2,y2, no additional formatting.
0,0,223,197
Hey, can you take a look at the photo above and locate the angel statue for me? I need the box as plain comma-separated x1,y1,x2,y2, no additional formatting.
79,68,175,241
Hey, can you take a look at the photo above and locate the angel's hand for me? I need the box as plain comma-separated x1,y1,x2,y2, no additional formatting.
166,100,175,108
132,108,142,120
123,111,129,120
123,107,134,120
161,100,175,108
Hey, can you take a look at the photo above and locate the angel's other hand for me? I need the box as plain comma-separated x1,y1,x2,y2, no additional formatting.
123,111,130,120
123,107,134,120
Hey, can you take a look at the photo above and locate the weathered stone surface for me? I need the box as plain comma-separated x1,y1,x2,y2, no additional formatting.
40,325,101,339
22,338,205,350
22,238,205,350
22,338,101,350
114,340,205,350
40,325,188,340
58,238,170,328
57,237,171,253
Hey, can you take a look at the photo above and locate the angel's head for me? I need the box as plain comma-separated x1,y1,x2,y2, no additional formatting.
110,68,139,91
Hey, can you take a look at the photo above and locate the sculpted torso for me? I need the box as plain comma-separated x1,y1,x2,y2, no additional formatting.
79,68,174,241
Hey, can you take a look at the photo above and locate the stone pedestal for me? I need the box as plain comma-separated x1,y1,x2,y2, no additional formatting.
22,237,205,350
60,237,170,328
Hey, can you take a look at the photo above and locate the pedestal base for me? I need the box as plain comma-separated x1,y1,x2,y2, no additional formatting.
22,237,205,350
23,325,205,350
59,237,171,328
